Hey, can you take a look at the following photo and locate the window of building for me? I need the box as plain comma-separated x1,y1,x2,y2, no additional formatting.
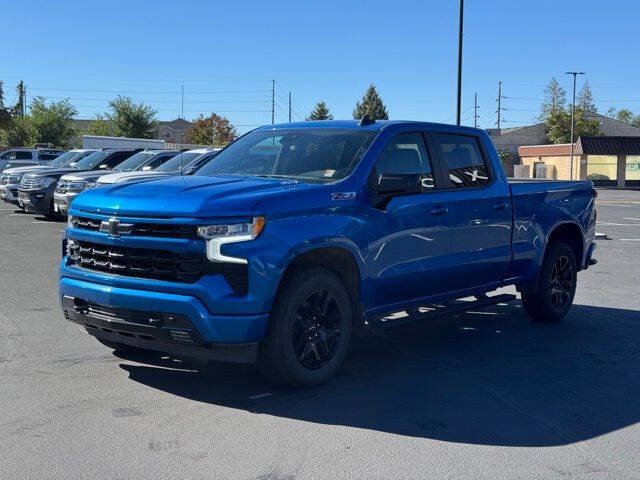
586,155,618,181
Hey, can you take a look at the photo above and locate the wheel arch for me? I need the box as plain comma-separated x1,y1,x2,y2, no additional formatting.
276,243,364,324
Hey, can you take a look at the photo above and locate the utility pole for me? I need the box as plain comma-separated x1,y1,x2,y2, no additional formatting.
271,80,275,125
456,0,464,125
288,91,292,123
473,92,478,128
496,81,502,130
566,71,585,181
180,84,184,143
23,84,27,116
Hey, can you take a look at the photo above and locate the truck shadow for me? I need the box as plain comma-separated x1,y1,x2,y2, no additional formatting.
117,302,640,446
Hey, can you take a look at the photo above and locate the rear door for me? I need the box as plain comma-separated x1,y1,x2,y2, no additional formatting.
431,132,512,290
367,132,454,308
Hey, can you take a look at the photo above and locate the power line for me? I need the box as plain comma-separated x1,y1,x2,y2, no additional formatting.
28,86,271,95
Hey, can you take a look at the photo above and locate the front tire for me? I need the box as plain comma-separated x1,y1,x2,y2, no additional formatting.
522,241,577,322
96,338,149,354
258,268,352,387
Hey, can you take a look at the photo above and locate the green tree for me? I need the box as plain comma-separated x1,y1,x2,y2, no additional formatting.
545,107,600,144
185,113,237,146
0,80,12,129
29,97,77,147
87,114,116,136
577,81,597,112
615,108,634,124
11,81,25,117
353,84,389,120
306,101,333,121
3,116,37,147
102,95,157,138
540,77,567,120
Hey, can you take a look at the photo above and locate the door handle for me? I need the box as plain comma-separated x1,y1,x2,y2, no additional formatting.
430,206,448,216
493,201,509,211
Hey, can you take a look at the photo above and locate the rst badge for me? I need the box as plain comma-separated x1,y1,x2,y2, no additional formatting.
331,192,356,201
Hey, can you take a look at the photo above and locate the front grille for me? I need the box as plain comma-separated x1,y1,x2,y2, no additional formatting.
66,239,249,292
67,239,205,283
20,175,37,189
70,215,198,239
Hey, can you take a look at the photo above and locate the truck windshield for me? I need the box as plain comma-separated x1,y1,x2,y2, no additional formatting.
113,152,154,172
155,152,203,172
69,151,110,170
196,129,376,182
47,150,83,168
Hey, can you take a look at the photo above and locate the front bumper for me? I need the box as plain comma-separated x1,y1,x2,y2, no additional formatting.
60,276,268,362
18,188,52,214
0,184,20,204
53,191,78,214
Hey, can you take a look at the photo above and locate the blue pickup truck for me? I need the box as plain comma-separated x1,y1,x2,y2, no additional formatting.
59,120,597,386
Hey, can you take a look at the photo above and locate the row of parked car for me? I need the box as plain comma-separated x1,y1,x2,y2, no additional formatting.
0,147,221,218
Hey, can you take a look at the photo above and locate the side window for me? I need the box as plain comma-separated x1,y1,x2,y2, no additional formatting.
435,133,491,188
16,151,33,160
103,153,129,168
375,133,434,188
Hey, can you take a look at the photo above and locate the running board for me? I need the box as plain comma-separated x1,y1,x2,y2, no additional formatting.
368,293,517,329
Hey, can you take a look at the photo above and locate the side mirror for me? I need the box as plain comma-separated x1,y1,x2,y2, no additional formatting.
98,164,108,169
377,173,422,195
142,166,152,171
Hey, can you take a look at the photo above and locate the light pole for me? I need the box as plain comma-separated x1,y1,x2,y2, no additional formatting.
456,0,464,125
566,71,585,180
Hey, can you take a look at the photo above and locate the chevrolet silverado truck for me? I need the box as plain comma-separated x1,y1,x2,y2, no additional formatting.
59,120,597,387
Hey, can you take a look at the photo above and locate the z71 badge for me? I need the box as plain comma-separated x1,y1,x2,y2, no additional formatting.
331,192,356,201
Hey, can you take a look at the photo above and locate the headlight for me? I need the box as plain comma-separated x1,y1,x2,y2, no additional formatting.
83,182,98,190
8,175,21,183
197,216,265,264
64,181,87,192
67,214,74,228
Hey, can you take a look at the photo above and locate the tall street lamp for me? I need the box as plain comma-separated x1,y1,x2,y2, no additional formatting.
566,71,585,180
456,0,464,125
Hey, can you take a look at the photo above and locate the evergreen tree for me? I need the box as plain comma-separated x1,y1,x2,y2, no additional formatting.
306,101,333,121
0,80,13,129
540,77,566,120
11,81,25,117
545,107,600,144
353,84,389,120
577,81,597,112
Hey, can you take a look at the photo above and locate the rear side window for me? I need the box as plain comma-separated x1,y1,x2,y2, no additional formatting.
103,152,134,168
376,133,434,188
435,133,491,188
16,151,33,160
38,153,59,160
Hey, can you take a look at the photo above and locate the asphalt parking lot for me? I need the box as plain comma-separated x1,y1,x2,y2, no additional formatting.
1,189,639,480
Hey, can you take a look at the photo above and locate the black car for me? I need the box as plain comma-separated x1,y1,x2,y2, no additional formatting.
17,149,141,218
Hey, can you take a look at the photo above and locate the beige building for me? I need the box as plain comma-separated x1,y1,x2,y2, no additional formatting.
518,136,640,187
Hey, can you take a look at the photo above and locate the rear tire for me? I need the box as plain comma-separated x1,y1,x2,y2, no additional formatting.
522,241,577,322
257,268,352,388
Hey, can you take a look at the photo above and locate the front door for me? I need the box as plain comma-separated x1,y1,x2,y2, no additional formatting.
366,133,453,311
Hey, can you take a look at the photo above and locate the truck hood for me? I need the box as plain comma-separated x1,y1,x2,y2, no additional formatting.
3,165,56,175
72,174,315,218
26,167,84,178
97,170,174,184
60,170,115,182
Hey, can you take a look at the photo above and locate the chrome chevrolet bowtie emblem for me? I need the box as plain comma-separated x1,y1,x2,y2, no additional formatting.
99,217,133,237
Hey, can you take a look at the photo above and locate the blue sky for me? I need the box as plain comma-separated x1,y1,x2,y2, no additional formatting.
2,0,639,133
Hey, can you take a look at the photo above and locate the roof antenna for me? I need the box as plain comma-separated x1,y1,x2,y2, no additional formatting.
359,115,375,126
